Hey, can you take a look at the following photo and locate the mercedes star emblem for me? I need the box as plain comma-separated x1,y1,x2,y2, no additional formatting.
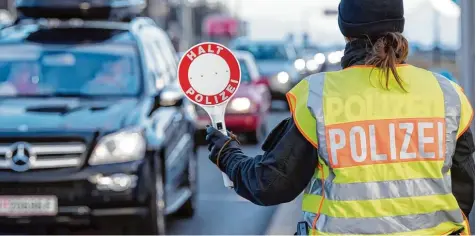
5,142,35,172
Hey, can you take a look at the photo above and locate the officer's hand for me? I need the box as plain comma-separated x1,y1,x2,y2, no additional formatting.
205,126,233,165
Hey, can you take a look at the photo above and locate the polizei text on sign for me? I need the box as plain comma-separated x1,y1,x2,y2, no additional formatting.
185,79,239,105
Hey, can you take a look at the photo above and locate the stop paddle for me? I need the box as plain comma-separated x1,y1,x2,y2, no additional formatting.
178,42,241,188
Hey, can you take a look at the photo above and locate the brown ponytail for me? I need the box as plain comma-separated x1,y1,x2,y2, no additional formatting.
365,32,409,92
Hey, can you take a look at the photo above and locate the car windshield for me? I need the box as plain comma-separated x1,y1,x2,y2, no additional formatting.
234,43,290,61
238,59,252,83
0,43,141,97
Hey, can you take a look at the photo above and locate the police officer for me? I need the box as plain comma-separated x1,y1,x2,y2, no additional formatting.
205,0,474,235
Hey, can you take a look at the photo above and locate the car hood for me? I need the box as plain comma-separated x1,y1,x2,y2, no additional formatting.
256,60,294,76
0,97,141,132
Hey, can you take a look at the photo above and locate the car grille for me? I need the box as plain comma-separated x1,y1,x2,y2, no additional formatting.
0,142,87,170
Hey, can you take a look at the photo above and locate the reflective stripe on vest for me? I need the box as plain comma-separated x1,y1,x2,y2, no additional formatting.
286,65,473,235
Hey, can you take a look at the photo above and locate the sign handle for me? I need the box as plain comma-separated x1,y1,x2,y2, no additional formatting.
178,42,241,190
208,105,234,189
212,117,234,188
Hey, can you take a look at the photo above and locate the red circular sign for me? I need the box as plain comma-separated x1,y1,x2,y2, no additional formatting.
178,42,241,106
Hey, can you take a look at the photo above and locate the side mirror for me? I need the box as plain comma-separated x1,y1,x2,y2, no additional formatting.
157,86,184,107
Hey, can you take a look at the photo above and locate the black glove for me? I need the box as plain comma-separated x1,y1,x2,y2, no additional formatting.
205,126,237,167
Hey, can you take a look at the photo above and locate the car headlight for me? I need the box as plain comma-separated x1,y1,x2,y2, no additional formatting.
327,50,344,64
314,53,326,64
306,59,319,71
277,71,290,84
294,59,306,71
229,97,251,112
89,128,146,165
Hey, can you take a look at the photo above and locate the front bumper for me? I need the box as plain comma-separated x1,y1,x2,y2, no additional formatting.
0,160,152,226
266,74,300,100
268,80,293,97
0,206,149,226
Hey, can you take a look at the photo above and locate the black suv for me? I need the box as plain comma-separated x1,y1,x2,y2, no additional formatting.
0,9,198,235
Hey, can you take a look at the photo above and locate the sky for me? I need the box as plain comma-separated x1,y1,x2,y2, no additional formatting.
224,0,343,45
222,0,461,49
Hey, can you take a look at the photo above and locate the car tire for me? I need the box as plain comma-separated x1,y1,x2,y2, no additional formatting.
137,159,167,235
246,122,267,144
175,150,197,218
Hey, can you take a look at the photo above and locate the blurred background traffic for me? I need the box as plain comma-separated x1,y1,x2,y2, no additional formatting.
0,0,473,235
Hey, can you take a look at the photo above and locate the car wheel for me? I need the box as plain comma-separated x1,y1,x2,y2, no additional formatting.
175,150,197,218
246,122,268,144
137,160,166,235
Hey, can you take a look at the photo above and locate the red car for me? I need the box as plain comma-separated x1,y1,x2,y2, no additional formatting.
194,50,271,144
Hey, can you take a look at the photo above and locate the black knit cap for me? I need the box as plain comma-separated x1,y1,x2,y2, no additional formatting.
338,0,405,38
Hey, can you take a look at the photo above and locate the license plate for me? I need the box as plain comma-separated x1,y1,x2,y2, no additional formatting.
0,196,58,216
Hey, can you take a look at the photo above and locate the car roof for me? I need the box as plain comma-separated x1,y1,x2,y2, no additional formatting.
232,50,260,79
0,22,136,45
177,50,260,79
177,50,255,62
231,50,254,60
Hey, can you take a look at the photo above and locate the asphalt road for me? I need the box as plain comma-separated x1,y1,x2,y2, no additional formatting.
168,108,290,235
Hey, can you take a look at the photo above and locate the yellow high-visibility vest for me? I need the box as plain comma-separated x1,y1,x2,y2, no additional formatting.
286,65,473,235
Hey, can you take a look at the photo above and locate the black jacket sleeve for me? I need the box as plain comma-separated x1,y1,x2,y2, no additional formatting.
451,129,475,217
218,117,317,206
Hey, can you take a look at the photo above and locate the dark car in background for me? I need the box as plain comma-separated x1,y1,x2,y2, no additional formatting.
0,1,198,234
229,38,303,100
296,44,326,73
319,45,345,71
